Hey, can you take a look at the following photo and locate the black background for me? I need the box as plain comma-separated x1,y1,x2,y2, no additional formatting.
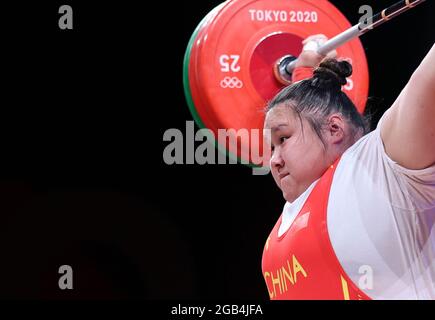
0,0,433,300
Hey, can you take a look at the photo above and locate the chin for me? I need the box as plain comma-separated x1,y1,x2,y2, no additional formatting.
282,190,296,203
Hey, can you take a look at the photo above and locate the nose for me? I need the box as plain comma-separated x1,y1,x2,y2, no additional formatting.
270,147,284,170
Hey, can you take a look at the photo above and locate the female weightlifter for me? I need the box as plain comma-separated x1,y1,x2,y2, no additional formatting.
262,35,435,300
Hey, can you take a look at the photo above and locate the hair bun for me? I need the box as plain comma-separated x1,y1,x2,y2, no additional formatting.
312,58,352,90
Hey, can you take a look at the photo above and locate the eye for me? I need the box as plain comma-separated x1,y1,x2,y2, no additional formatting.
280,136,289,144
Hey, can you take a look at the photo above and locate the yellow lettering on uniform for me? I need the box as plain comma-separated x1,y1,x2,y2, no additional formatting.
270,270,282,295
265,237,270,251
341,275,350,300
292,255,307,283
282,260,294,288
264,272,274,299
279,269,287,294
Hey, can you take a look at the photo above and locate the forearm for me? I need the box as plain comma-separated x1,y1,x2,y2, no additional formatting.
292,51,322,82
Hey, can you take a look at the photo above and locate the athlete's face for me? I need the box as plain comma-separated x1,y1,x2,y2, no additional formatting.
264,104,331,203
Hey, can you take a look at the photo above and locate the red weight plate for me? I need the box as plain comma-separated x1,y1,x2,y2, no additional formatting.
184,2,227,130
188,2,252,165
189,0,369,166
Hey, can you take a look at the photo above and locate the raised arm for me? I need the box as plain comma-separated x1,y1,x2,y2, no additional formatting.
381,43,435,170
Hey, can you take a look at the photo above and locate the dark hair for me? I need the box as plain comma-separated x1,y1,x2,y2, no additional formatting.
266,58,369,147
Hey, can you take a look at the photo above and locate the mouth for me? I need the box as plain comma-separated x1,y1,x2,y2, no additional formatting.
278,173,289,181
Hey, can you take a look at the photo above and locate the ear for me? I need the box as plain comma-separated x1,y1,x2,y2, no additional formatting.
325,114,345,144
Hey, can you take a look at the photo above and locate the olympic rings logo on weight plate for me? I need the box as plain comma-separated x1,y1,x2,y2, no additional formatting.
220,76,243,89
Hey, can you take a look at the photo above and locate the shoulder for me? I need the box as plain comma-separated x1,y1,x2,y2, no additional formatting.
335,116,435,211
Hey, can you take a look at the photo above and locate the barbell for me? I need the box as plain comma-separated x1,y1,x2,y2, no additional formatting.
183,0,426,167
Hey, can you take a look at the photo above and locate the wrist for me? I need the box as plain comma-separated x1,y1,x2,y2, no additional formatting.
292,66,314,82
296,51,324,68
